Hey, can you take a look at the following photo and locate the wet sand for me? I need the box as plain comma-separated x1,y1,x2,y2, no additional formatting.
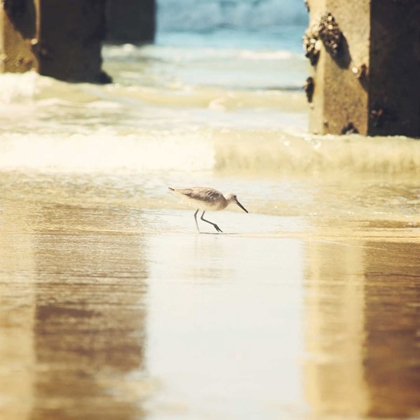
1,172,419,420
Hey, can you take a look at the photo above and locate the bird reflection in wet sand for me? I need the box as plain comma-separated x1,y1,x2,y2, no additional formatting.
169,186,248,233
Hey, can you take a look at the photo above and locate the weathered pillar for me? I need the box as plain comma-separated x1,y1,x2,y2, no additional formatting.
0,0,38,73
304,0,420,137
0,0,110,83
106,0,156,44
36,0,110,83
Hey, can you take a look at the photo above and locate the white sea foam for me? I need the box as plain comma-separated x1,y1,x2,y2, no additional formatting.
0,129,215,173
214,131,420,176
2,126,420,177
238,50,294,60
0,71,41,103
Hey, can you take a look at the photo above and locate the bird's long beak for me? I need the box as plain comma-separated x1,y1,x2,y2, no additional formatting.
235,199,248,213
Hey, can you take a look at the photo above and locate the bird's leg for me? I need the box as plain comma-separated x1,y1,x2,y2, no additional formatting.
200,211,223,233
194,209,200,232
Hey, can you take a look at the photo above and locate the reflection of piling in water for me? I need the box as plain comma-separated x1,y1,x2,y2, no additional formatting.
0,0,156,82
0,208,36,420
363,242,420,418
303,241,369,415
305,0,420,137
30,205,149,420
303,236,420,417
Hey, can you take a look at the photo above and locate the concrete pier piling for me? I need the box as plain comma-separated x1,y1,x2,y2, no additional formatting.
305,0,420,137
36,0,110,83
0,0,110,83
1,0,156,82
0,0,38,74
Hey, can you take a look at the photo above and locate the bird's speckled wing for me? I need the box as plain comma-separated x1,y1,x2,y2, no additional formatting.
172,187,225,210
180,187,223,201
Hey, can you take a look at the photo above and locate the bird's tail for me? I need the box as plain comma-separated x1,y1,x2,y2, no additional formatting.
168,187,174,191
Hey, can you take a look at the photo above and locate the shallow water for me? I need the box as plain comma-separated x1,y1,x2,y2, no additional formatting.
1,178,420,420
1,28,420,420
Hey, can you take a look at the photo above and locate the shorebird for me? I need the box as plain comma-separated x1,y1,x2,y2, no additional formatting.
169,186,248,233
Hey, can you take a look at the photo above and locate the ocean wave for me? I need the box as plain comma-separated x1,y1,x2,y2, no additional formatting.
0,130,215,173
214,131,420,176
103,44,300,62
2,127,420,177
157,0,308,31
0,72,44,103
238,50,293,60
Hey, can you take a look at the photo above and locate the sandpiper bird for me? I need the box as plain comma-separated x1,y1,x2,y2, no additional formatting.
169,186,248,233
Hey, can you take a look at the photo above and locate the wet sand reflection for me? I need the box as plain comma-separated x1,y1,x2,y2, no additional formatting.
1,189,420,419
1,203,150,420
0,206,36,420
304,239,420,418
364,242,420,418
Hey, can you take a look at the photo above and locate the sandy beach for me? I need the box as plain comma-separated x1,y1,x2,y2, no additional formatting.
1,162,419,419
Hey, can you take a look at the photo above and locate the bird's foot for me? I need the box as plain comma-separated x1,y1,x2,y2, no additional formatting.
214,224,223,233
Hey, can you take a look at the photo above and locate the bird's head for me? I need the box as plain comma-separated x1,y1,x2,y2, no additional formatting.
225,193,248,213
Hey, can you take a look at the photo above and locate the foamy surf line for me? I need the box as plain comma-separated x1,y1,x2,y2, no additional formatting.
2,129,420,176
0,131,215,173
214,131,420,175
